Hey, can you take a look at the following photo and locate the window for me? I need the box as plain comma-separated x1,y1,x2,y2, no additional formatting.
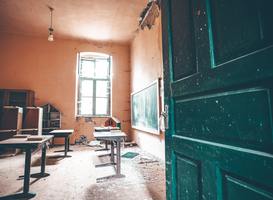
77,53,111,116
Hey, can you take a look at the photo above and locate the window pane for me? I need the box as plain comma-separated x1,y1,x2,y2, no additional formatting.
96,98,108,115
96,60,108,78
81,60,94,78
96,81,108,97
81,80,93,96
80,97,93,115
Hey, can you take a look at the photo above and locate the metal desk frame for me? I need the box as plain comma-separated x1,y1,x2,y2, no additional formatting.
94,127,119,155
49,129,74,158
0,135,53,199
93,132,126,180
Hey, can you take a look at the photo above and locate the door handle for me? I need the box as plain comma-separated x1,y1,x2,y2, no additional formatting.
159,105,168,131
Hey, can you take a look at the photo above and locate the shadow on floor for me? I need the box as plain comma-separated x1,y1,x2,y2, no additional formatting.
30,156,62,167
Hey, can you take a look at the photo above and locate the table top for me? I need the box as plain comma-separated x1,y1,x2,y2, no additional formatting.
93,132,127,141
94,127,120,132
49,129,74,134
0,129,17,133
0,128,38,133
0,135,53,149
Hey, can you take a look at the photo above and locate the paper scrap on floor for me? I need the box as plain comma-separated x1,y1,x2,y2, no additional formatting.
88,141,101,146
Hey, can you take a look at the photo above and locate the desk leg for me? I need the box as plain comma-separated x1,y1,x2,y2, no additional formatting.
98,141,116,157
95,140,110,151
52,137,55,147
111,141,114,162
96,140,125,181
116,141,121,174
50,136,72,159
0,149,36,199
30,146,50,178
68,137,73,152
64,136,72,157
64,136,68,156
23,149,31,193
54,137,73,152
41,147,46,173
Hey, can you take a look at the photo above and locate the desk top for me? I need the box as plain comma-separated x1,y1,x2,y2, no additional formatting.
0,129,17,133
0,128,38,133
93,132,127,141
49,129,74,134
94,127,119,132
0,135,53,149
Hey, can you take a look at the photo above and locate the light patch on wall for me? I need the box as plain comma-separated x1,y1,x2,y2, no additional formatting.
139,0,160,30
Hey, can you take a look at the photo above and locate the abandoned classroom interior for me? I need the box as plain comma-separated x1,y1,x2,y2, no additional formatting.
1,0,273,199
0,0,165,199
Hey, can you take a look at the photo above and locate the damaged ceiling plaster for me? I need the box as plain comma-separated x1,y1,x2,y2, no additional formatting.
139,0,161,30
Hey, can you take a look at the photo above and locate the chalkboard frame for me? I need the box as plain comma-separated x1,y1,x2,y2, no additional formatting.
131,79,160,135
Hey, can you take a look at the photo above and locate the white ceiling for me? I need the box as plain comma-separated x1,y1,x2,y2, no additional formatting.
0,0,150,44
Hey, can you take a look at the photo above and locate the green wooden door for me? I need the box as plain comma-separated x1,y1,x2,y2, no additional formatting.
161,0,273,199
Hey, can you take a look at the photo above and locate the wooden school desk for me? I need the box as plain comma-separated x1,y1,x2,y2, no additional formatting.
0,135,53,199
49,129,74,158
93,131,127,180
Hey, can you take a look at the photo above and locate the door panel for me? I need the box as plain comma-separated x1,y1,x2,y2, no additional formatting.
162,0,273,199
174,153,202,200
170,0,197,80
170,136,273,199
222,171,273,200
209,0,273,66
174,87,273,153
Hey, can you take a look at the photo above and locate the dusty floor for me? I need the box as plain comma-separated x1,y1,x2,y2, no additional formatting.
0,144,166,200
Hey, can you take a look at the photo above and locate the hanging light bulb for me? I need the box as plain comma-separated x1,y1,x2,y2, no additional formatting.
48,32,53,41
48,7,54,41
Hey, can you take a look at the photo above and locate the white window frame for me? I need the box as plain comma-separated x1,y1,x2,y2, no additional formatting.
77,53,111,117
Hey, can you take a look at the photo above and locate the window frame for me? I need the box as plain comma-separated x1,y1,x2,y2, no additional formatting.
77,55,111,117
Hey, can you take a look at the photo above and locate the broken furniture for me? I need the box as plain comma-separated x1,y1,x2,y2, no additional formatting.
0,106,23,141
48,129,74,158
0,89,35,123
94,126,120,152
0,135,53,199
0,106,23,156
21,107,43,135
40,103,62,132
40,103,62,146
0,106,43,157
93,131,127,180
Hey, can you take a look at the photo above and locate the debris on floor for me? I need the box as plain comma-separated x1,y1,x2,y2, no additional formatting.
124,140,138,147
75,135,87,145
87,141,101,147
0,145,166,200
139,156,158,164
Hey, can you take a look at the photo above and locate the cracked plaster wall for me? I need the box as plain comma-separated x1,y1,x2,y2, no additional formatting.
130,5,165,160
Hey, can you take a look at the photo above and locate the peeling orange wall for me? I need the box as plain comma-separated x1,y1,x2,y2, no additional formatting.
0,32,131,143
130,10,165,160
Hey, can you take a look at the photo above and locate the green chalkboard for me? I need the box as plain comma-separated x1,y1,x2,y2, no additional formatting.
131,79,159,134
